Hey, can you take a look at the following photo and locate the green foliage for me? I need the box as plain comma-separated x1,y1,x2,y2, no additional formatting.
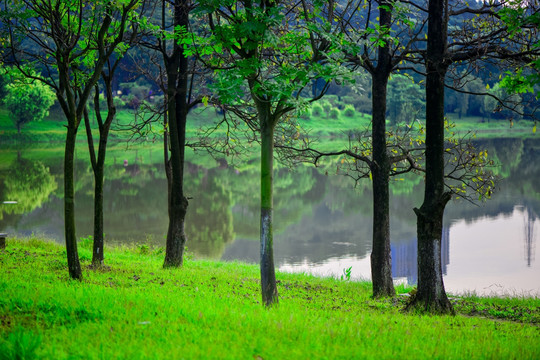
483,83,523,121
321,100,332,115
343,104,356,118
329,107,340,119
498,1,540,97
1,67,55,134
310,103,323,117
189,1,353,124
387,74,425,125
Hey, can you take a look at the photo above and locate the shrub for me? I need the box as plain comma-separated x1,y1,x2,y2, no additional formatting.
329,107,341,119
321,100,332,114
114,97,126,108
343,104,356,117
311,103,324,117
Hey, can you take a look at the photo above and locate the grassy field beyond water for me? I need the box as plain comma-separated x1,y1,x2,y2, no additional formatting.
0,237,539,359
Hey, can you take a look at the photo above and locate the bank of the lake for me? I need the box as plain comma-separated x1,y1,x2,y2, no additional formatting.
0,105,537,144
1,237,539,359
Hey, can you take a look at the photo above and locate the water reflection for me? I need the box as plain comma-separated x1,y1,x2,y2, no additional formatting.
524,208,537,267
0,155,57,222
0,137,539,295
391,228,450,286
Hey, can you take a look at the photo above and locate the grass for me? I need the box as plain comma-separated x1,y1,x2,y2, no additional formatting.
1,104,537,147
1,237,539,359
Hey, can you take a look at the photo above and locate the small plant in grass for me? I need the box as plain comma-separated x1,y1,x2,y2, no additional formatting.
138,243,150,255
329,107,341,119
79,235,93,249
340,266,352,281
343,104,355,117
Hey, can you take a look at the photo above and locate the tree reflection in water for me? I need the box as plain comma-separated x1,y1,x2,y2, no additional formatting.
0,155,56,221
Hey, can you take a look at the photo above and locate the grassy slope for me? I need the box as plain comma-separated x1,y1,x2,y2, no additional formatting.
1,238,539,360
1,105,536,146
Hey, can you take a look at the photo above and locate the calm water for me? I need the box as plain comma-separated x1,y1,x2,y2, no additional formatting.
1,137,539,296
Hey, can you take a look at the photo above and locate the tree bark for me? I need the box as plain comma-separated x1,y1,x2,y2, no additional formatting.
371,72,395,298
84,82,114,268
163,0,189,268
64,121,82,280
91,133,109,267
407,0,454,314
369,1,396,298
260,117,278,307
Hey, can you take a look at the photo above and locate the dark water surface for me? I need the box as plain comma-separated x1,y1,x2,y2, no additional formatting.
1,137,539,296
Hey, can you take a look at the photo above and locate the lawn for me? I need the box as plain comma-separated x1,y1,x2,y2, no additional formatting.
1,237,539,359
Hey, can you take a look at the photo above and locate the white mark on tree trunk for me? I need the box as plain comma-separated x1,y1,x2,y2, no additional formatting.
433,238,442,296
260,210,272,256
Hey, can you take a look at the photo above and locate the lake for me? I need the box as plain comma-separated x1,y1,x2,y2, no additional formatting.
1,137,539,296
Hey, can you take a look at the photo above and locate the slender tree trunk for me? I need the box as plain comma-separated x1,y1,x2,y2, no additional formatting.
64,121,82,280
371,72,395,298
407,0,454,314
91,136,109,267
369,1,395,298
84,84,114,268
260,118,278,306
163,95,172,211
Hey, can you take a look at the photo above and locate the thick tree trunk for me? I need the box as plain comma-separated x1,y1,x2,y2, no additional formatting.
163,0,189,268
260,121,278,306
412,196,453,313
64,123,82,280
369,2,395,298
371,72,395,298
163,80,189,267
407,0,454,314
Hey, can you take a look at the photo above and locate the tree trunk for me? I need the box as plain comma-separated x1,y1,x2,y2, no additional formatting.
260,119,278,307
407,0,454,314
64,122,82,280
369,2,395,298
91,135,109,267
163,0,189,268
163,78,189,267
371,72,395,298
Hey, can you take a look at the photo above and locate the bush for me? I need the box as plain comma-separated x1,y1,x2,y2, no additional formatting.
311,103,324,117
321,100,332,114
343,104,356,117
329,107,341,119
114,97,126,108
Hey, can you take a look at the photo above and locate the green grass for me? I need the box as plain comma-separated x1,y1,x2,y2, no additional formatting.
1,237,539,359
2,104,537,147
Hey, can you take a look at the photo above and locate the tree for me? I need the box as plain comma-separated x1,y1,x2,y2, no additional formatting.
498,1,540,99
1,0,140,280
387,74,425,124
319,0,428,298
483,82,524,122
402,0,540,314
83,62,133,267
1,68,55,134
280,0,502,302
194,0,347,306
161,0,194,268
